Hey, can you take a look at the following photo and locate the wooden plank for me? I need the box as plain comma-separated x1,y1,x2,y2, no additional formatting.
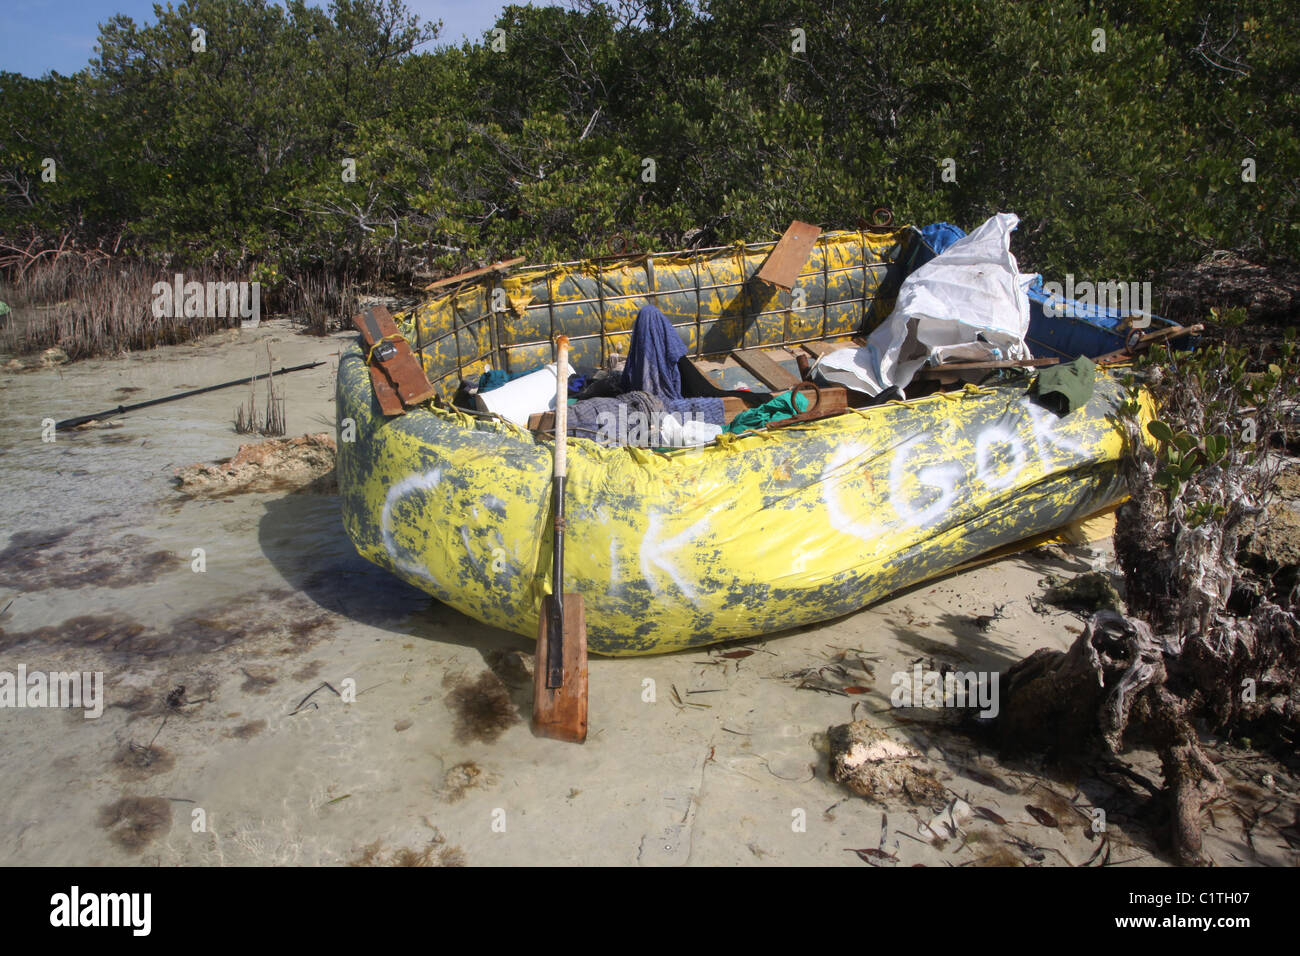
353,306,436,407
720,396,748,422
532,385,862,433
733,386,861,426
918,356,1060,387
368,364,404,416
537,399,747,429
1095,322,1201,366
423,257,525,292
916,357,1060,377
766,383,854,429
757,221,822,292
801,340,845,358
733,348,800,390
690,356,766,392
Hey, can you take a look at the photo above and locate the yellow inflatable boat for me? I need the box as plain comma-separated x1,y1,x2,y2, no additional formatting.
336,225,1145,655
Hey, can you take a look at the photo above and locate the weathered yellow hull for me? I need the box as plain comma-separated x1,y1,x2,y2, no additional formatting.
337,349,1143,655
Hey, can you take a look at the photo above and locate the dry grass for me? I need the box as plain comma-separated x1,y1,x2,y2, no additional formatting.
287,268,359,336
233,345,286,436
0,252,241,359
1,229,373,358
2,236,369,359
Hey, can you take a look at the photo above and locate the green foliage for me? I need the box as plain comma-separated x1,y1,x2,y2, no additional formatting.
1126,330,1299,522
2,0,1298,280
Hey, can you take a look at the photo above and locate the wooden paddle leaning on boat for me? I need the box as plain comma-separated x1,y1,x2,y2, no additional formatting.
532,335,589,743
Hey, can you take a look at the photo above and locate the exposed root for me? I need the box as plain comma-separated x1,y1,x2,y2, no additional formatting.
999,610,1223,863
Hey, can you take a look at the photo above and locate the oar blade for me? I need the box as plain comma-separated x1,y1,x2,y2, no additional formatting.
531,593,588,743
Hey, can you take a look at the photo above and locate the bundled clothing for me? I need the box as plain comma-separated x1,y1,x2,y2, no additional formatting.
567,391,723,447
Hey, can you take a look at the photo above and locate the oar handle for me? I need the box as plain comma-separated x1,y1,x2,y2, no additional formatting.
553,336,569,478
546,335,571,690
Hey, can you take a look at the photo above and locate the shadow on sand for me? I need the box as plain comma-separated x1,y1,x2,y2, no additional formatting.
257,491,533,662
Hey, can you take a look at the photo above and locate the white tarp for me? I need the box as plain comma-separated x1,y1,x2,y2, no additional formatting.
818,212,1034,397
475,363,558,426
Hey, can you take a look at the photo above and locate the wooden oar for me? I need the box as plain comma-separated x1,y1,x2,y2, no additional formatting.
54,361,324,430
532,335,588,743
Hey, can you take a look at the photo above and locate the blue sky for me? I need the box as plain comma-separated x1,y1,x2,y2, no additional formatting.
0,0,511,77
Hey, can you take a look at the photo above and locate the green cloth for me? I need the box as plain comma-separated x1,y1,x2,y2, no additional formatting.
724,390,810,433
476,368,527,393
1035,356,1096,415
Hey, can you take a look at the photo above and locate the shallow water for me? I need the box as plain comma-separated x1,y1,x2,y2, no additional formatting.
0,323,1292,867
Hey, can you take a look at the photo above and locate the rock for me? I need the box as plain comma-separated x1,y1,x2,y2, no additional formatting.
174,433,337,497
828,720,944,805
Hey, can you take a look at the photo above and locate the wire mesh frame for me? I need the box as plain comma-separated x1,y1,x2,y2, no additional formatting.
422,279,891,393
420,259,888,351
692,256,703,360
424,266,886,361
418,233,899,390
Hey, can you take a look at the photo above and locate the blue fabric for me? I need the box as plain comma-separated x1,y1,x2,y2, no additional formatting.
621,304,688,400
665,397,725,427
566,392,722,444
919,222,966,257
1026,280,1123,331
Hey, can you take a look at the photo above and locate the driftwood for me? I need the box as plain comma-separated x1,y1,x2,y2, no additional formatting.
998,609,1223,864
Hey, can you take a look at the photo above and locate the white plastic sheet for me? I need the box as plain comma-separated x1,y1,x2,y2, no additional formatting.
475,364,558,426
818,213,1034,397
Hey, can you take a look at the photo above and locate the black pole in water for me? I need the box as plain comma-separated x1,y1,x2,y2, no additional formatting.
54,361,325,431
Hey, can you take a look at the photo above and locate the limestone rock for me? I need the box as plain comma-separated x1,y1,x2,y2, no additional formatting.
174,433,337,496
828,720,944,805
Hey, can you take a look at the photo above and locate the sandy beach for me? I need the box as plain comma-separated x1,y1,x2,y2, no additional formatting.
1,320,1295,867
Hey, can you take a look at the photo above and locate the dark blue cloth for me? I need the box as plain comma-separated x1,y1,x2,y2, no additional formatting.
621,304,687,400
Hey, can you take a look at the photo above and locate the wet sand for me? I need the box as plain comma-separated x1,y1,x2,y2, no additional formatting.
0,321,1294,866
